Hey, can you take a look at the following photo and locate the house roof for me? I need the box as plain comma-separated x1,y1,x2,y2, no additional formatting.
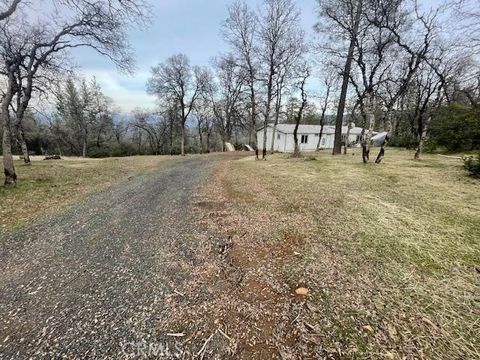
257,124,368,136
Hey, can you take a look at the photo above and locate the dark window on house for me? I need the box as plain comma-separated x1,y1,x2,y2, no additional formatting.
301,135,308,144
277,133,280,140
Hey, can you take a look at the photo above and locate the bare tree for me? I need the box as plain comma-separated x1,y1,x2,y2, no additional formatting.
316,0,444,163
269,36,306,152
454,0,480,53
147,54,210,156
408,43,466,159
194,97,217,153
223,0,260,158
131,110,166,155
316,0,363,155
0,0,148,186
316,69,336,150
412,68,444,159
0,0,21,21
347,9,397,163
343,100,361,154
258,0,303,159
11,65,68,163
292,63,311,157
210,54,246,148
368,1,440,163
113,118,127,145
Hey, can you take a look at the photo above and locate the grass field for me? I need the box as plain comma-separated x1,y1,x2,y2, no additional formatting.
196,148,480,359
1,150,478,358
0,155,174,231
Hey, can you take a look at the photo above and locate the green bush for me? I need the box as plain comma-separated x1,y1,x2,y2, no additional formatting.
111,143,136,157
463,153,480,177
88,147,111,158
389,134,418,149
423,139,438,153
430,104,480,152
170,145,182,155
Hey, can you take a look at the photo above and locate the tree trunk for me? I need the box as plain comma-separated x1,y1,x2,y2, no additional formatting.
169,118,174,155
248,124,257,155
375,111,393,163
262,102,270,159
293,96,307,157
181,124,186,156
270,91,282,152
198,124,204,154
414,116,430,160
262,62,275,160
343,122,352,155
293,75,308,158
14,90,31,164
262,127,268,158
333,0,362,155
362,143,370,163
82,131,88,158
1,82,17,187
375,140,387,163
2,110,17,187
138,131,142,155
316,123,325,150
248,83,259,160
362,97,375,164
375,134,390,164
293,111,301,157
293,126,300,157
18,127,31,164
293,142,300,156
250,117,258,158
270,122,278,153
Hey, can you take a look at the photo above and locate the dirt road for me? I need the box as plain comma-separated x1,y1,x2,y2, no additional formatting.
0,153,243,359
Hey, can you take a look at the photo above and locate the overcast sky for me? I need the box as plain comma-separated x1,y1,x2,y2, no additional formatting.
72,0,440,113
71,0,318,112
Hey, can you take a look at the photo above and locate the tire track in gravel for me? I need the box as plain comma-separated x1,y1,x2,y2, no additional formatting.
0,153,244,359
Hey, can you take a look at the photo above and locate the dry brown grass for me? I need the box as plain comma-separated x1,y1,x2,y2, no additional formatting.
0,155,175,230
186,148,479,359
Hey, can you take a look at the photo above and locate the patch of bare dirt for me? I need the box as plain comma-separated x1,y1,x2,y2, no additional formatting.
155,160,318,359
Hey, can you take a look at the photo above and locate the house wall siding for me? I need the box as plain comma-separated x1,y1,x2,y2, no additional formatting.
256,126,361,152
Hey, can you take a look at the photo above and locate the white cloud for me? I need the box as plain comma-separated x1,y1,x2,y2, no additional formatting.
79,69,156,113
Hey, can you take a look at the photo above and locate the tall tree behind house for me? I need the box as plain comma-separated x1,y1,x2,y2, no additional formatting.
258,0,304,159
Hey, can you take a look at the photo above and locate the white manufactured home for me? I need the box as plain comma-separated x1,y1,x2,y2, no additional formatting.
257,124,369,152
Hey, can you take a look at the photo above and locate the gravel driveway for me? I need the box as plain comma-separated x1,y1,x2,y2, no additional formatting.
0,153,240,359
